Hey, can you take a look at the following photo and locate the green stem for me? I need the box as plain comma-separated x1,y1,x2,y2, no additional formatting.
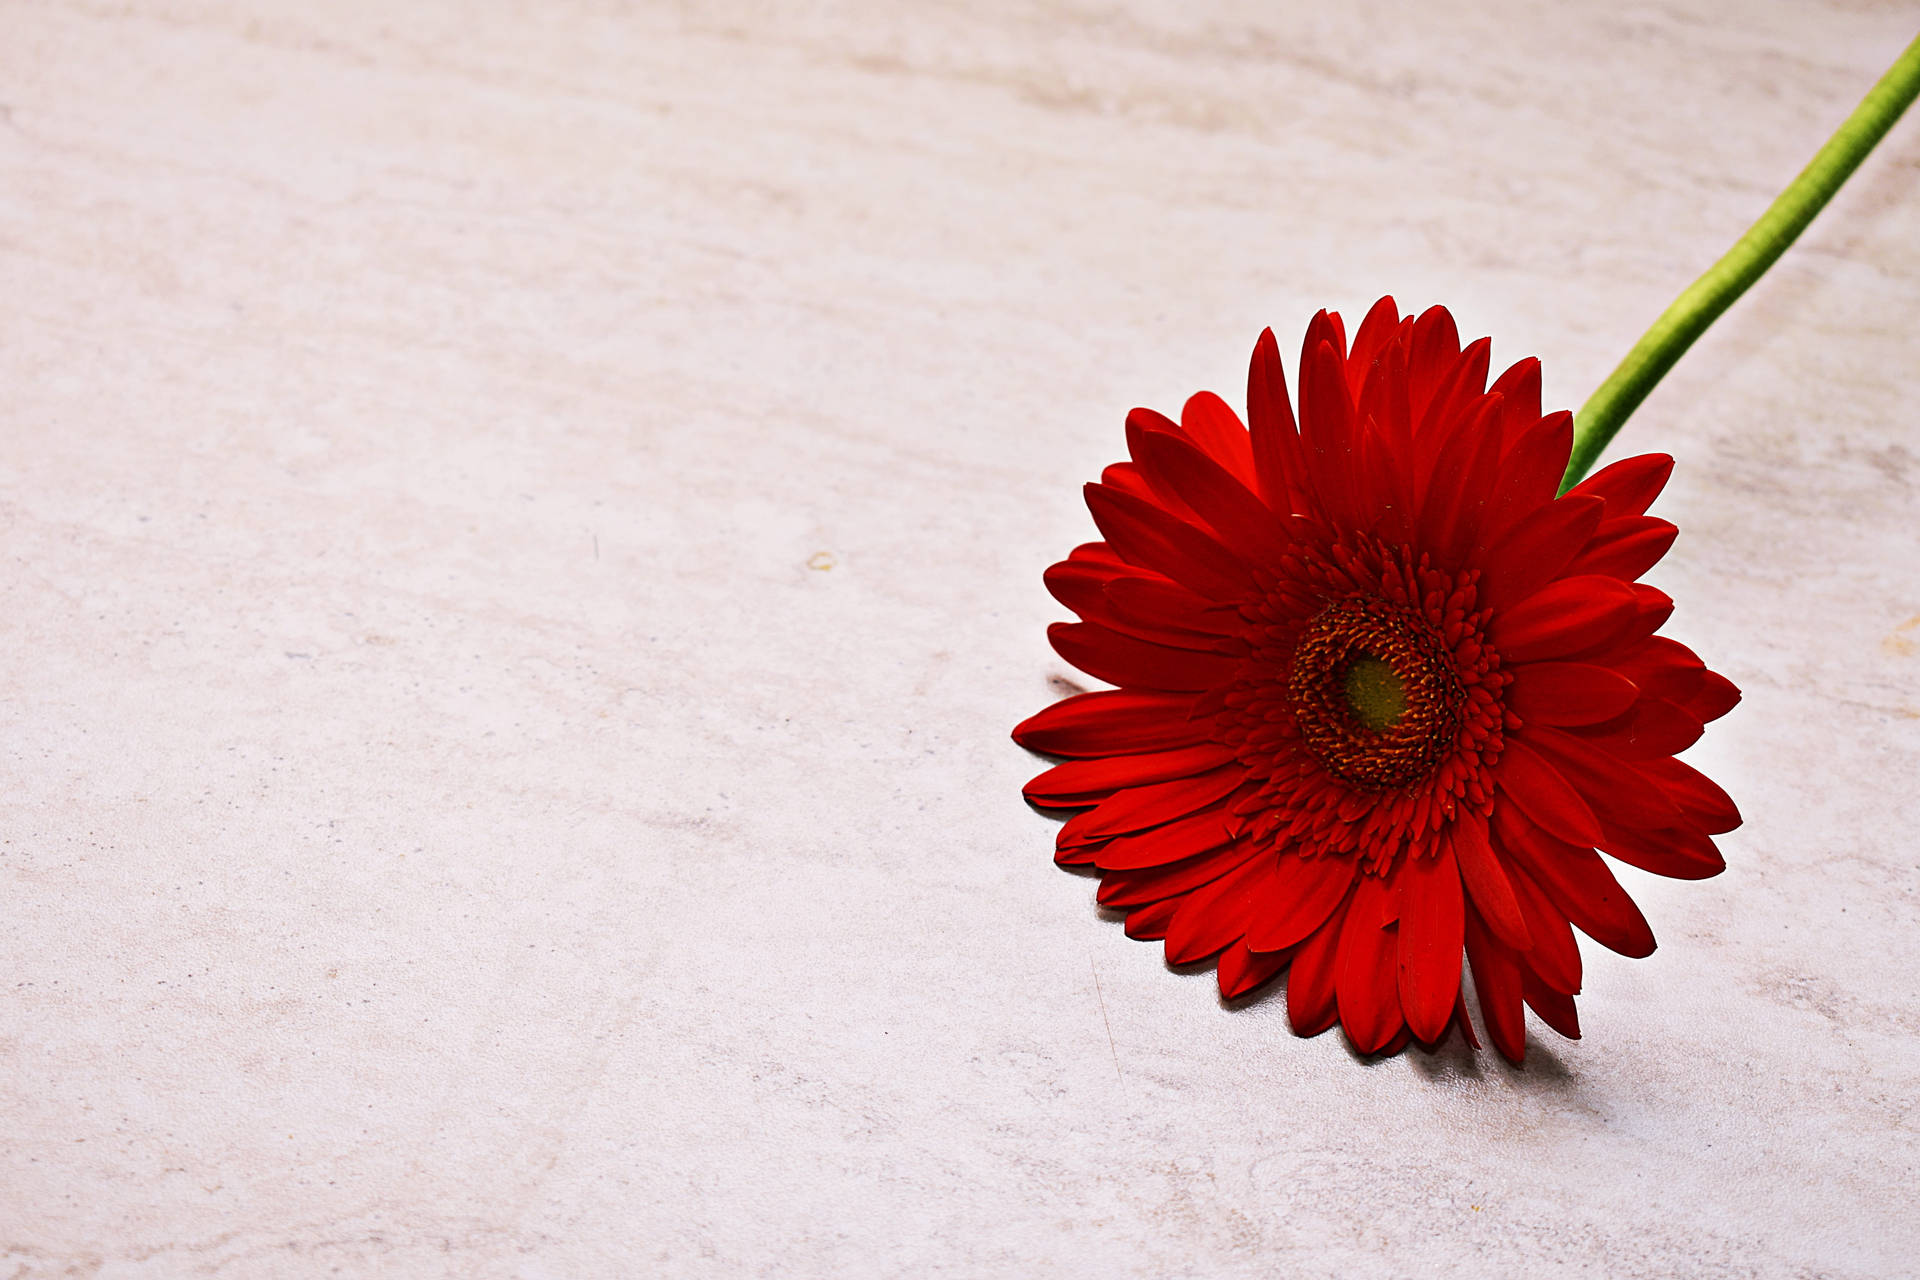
1561,32,1920,491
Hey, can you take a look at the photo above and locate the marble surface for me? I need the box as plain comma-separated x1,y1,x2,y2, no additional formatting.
3,1,1918,1275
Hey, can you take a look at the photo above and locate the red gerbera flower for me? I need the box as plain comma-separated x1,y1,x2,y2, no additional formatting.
1014,298,1741,1062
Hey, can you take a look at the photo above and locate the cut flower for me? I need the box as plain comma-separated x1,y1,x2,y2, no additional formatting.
1014,299,1741,1062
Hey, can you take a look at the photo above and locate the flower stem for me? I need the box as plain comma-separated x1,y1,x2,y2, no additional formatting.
1561,33,1920,490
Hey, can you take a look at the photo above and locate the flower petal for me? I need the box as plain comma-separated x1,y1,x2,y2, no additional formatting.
1077,768,1246,838
1164,852,1271,964
1522,974,1581,1040
1449,810,1531,951
1299,338,1364,529
1217,940,1292,1000
1488,357,1543,452
1025,744,1239,806
1344,296,1403,399
1506,661,1640,726
1123,897,1181,940
1396,846,1466,1043
1503,862,1582,996
1336,873,1404,1054
1127,422,1290,564
1596,819,1726,881
1406,305,1462,426
1566,452,1673,517
1105,576,1243,638
1412,338,1491,471
1179,391,1259,487
1083,482,1254,603
1495,804,1658,958
1464,909,1528,1064
1012,689,1207,758
1045,560,1226,650
1486,574,1641,663
1246,326,1311,514
1415,393,1505,560
1286,911,1346,1037
1093,807,1237,871
1639,757,1743,834
1243,850,1359,952
1476,494,1605,614
1524,726,1686,831
1048,621,1242,691
1574,695,1705,760
1476,410,1572,547
1494,737,1604,846
1563,516,1678,581
1098,838,1262,908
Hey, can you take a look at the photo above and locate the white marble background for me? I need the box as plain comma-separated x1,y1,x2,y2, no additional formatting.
3,1,1918,1276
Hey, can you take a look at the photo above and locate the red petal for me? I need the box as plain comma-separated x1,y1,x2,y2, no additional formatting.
1494,804,1658,958
1344,296,1402,399
1013,689,1208,758
1093,808,1236,870
1098,838,1261,908
1628,584,1675,638
1348,410,1416,543
1418,394,1507,559
1487,575,1641,663
1243,851,1359,952
1488,357,1543,452
1566,452,1673,517
1407,305,1462,427
1611,637,1741,724
1396,847,1466,1043
1521,974,1581,1040
1164,853,1270,964
1639,757,1742,834
1574,696,1705,760
1045,561,1225,650
1084,483,1254,603
1286,911,1346,1037
1301,307,1349,365
1298,339,1363,529
1476,412,1572,547
1077,768,1245,837
1124,897,1180,940
1523,726,1685,831
1465,909,1527,1064
1127,425,1289,564
1495,737,1604,845
1247,327,1310,513
1506,661,1640,726
1218,941,1292,1000
1024,744,1238,806
1450,985,1482,1050
1476,494,1605,614
1105,576,1241,638
1355,320,1415,462
1563,516,1678,582
1450,811,1531,951
1413,339,1491,465
1336,873,1404,1054
1596,820,1726,881
1049,621,1241,692
1179,391,1259,487
1503,862,1582,995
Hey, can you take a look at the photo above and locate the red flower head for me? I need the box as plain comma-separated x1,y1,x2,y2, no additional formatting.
1014,298,1741,1062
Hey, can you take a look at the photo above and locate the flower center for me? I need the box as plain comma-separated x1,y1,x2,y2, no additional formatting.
1342,655,1406,729
1288,598,1464,790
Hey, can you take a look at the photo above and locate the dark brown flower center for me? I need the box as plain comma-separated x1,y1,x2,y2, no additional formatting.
1288,598,1464,790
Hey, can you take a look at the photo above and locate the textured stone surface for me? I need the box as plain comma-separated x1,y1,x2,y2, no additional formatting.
3,2,1917,1275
